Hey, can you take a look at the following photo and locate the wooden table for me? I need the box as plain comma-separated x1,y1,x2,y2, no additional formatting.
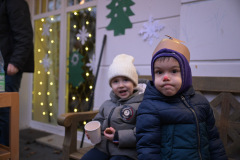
0,92,19,160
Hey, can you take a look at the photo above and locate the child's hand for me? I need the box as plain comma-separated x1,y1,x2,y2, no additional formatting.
104,127,115,141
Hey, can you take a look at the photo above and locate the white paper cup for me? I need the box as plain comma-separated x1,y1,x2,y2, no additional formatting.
84,121,101,144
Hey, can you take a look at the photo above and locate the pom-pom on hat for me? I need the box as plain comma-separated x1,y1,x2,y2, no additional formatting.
108,54,138,87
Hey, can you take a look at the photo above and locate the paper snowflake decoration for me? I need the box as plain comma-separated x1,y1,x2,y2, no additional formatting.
139,16,165,45
86,55,96,75
42,23,50,36
76,25,89,45
41,54,52,72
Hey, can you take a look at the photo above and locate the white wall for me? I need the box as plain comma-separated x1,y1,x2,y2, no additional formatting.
19,73,33,129
180,0,240,77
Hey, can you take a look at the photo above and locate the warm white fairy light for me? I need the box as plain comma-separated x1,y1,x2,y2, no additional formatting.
49,29,53,32
39,28,42,31
74,108,78,112
50,82,53,85
89,85,93,89
38,49,41,52
74,12,78,15
47,71,50,75
48,50,51,54
51,40,54,43
86,98,89,101
89,33,92,37
88,8,92,11
85,47,88,51
83,121,87,125
49,113,53,116
43,112,46,115
49,103,53,106
38,92,41,95
39,60,42,63
38,71,41,74
73,25,77,28
41,38,44,41
39,81,43,85
86,72,89,76
41,18,44,22
72,96,76,100
47,92,50,95
86,21,89,25
51,17,54,21
77,37,80,40
40,102,44,106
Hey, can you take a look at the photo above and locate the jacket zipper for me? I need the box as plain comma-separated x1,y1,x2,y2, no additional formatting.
106,107,116,155
181,96,202,160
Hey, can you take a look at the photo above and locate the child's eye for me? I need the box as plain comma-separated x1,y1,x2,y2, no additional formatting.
123,78,129,82
112,80,119,83
155,71,162,75
172,69,180,73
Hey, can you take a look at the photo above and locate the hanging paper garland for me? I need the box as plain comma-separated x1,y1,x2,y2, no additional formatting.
69,51,85,87
106,0,135,36
139,16,165,45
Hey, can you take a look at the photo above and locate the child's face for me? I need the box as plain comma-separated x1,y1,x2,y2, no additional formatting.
110,76,134,99
153,57,182,96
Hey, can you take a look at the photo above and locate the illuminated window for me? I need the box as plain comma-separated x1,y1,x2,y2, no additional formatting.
67,7,96,112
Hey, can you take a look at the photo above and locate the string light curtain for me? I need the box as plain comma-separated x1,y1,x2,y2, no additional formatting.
33,15,60,124
67,7,96,113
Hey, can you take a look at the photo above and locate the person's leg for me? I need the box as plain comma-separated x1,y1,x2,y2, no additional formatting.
0,71,23,146
81,148,109,160
110,155,134,160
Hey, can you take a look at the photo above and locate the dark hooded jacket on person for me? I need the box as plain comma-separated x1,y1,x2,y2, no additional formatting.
136,46,227,160
0,0,34,72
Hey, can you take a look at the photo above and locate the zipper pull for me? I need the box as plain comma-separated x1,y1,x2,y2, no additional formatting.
181,95,185,101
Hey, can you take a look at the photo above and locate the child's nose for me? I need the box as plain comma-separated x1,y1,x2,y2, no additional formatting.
163,75,169,81
118,81,124,87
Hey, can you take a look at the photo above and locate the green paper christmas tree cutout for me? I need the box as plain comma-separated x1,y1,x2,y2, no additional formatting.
69,51,85,87
106,0,135,36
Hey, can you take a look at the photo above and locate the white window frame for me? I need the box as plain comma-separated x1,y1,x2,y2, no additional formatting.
27,0,97,138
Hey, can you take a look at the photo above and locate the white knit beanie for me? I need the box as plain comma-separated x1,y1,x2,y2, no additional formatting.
108,54,138,87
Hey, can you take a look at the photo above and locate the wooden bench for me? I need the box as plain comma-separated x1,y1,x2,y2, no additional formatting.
58,76,240,160
57,111,98,160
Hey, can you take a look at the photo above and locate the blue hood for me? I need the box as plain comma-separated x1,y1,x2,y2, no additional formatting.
151,48,192,95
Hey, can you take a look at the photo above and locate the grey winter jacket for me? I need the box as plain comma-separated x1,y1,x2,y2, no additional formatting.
93,88,144,160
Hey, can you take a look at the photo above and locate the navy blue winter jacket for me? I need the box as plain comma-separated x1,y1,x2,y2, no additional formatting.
136,81,227,160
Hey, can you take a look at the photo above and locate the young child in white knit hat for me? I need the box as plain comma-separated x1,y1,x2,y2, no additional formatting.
81,54,144,160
